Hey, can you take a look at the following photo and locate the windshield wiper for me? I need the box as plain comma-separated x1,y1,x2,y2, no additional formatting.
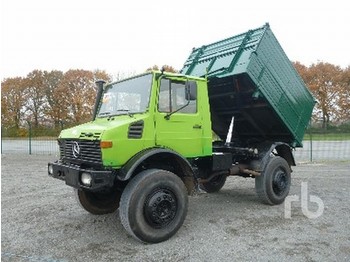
116,109,134,117
99,109,134,118
98,111,111,117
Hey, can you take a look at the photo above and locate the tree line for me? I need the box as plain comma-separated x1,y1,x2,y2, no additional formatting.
1,63,349,137
293,62,350,129
1,69,111,136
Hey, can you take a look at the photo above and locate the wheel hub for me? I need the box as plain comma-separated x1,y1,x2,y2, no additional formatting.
144,188,177,228
273,170,287,196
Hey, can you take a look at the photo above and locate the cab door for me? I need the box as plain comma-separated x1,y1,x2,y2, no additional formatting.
155,77,203,158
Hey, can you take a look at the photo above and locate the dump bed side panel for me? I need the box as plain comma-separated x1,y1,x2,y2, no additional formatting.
181,26,265,77
181,24,315,147
246,27,315,147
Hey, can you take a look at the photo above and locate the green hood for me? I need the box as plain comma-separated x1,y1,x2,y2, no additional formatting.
59,115,144,140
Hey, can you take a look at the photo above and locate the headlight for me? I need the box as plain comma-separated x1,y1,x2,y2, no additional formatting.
81,172,92,186
48,164,54,175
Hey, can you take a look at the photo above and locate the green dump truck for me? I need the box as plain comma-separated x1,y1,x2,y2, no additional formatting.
48,23,315,243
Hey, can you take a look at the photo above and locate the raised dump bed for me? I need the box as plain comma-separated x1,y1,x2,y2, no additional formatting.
181,23,315,147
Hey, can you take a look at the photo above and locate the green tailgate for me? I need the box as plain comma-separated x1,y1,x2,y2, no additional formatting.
181,23,315,147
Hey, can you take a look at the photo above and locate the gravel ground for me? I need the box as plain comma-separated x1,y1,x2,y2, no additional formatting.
1,154,350,262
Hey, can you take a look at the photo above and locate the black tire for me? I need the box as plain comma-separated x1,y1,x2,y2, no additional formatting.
255,156,291,205
119,169,188,243
75,188,121,215
199,173,227,193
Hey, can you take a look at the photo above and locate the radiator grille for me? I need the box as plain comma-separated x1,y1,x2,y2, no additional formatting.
59,139,102,166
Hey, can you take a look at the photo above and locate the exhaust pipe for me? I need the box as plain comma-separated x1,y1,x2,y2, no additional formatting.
93,80,106,120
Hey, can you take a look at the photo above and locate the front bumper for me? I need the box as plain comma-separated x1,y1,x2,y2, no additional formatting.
48,161,115,191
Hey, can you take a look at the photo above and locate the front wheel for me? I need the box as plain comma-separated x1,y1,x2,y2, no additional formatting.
119,169,188,243
255,156,291,205
75,188,122,215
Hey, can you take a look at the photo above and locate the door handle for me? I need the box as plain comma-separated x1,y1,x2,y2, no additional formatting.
193,124,202,129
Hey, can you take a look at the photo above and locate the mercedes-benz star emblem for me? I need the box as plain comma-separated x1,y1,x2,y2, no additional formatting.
72,141,80,158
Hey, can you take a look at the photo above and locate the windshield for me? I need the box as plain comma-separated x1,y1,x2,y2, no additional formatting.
97,73,153,117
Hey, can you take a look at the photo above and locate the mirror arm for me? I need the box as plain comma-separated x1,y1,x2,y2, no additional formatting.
164,100,190,120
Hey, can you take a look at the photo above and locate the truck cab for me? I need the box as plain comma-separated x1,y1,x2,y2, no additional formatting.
49,71,212,182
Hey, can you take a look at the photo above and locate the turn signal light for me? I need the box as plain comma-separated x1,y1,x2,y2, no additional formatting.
100,140,113,148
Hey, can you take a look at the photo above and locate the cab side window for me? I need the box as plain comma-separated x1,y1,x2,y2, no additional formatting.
158,79,197,114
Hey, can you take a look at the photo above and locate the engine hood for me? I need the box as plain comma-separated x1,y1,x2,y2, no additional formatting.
59,115,145,140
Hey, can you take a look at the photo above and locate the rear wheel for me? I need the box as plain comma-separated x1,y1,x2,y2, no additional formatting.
199,173,227,193
255,156,291,205
75,188,122,215
119,169,188,243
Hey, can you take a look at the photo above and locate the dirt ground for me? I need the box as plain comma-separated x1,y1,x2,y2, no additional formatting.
1,154,350,261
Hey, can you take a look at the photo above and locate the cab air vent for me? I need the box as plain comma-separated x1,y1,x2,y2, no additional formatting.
79,132,102,139
128,121,144,139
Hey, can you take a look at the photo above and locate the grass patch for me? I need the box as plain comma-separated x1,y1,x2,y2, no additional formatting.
303,133,350,141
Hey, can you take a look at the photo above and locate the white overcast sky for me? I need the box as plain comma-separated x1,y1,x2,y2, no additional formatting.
1,0,349,80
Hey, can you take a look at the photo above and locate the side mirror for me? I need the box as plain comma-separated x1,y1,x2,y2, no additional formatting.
185,81,197,101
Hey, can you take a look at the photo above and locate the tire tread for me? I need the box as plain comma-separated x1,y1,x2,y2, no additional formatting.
119,169,188,243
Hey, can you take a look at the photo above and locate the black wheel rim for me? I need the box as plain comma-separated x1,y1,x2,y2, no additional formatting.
144,188,178,229
272,168,288,196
